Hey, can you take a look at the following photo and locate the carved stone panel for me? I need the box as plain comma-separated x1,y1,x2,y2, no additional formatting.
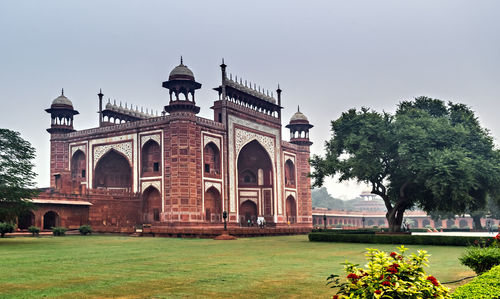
93,141,133,168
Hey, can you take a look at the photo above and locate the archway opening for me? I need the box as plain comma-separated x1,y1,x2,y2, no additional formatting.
94,150,132,190
237,140,273,222
203,142,220,177
240,200,257,226
285,196,297,224
18,211,35,230
143,187,161,223
43,211,59,229
71,150,86,182
142,140,161,177
204,187,222,222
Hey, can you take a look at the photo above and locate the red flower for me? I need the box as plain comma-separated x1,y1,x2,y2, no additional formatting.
382,281,391,286
494,233,500,240
390,252,398,258
427,276,439,286
347,273,358,280
379,275,384,280
375,290,381,294
386,266,398,274
332,295,339,299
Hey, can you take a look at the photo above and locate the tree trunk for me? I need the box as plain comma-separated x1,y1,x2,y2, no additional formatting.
472,215,483,230
386,205,406,232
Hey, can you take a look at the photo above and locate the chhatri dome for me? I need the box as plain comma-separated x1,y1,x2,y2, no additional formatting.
168,57,195,81
51,89,73,108
289,106,309,123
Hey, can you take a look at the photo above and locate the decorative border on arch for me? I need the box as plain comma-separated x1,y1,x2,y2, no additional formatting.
140,134,161,148
204,181,222,193
235,128,275,163
203,134,221,150
70,143,86,157
285,190,296,200
141,180,161,193
93,141,133,168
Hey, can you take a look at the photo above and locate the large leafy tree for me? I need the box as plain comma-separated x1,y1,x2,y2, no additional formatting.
311,97,500,232
0,129,38,222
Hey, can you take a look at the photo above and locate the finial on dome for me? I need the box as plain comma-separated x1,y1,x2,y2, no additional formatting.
180,56,183,65
61,88,64,96
298,105,300,112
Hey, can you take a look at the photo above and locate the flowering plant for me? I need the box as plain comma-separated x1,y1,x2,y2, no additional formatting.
327,245,451,298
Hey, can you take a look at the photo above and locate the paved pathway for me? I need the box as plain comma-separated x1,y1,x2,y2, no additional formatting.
412,231,497,237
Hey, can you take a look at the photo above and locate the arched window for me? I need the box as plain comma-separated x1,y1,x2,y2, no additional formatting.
240,200,257,225
71,150,86,181
203,142,220,177
142,140,161,176
284,160,295,187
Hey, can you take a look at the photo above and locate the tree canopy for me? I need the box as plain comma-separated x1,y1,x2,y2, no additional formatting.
0,129,38,222
311,97,500,232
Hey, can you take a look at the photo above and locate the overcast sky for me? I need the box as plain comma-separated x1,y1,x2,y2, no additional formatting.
1,1,499,200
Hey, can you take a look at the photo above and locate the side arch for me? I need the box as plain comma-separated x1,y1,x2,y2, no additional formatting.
204,187,222,222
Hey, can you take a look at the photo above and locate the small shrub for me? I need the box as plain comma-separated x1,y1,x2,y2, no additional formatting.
450,225,459,229
78,225,92,235
459,246,500,274
52,226,67,236
425,224,433,229
0,222,15,238
327,245,451,298
452,264,500,298
28,226,40,236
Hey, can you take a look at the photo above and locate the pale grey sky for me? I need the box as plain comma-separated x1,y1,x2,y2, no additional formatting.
1,1,499,199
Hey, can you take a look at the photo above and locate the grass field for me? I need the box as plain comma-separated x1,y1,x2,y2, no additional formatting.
0,235,474,298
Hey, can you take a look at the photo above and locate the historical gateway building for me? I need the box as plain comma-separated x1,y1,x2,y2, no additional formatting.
26,59,313,235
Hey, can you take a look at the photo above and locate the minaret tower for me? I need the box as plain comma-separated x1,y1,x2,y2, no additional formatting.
163,57,202,114
286,106,313,146
45,89,79,134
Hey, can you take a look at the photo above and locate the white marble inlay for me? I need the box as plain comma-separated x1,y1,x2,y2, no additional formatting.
141,180,161,193
93,141,133,167
141,134,161,148
203,135,221,150
204,181,222,193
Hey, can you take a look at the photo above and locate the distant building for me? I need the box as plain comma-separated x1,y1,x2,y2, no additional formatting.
354,191,386,212
19,59,314,235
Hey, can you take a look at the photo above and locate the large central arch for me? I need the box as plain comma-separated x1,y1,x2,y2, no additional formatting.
237,140,274,223
94,150,132,190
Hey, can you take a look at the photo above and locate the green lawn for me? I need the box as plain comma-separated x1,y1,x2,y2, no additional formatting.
0,235,473,298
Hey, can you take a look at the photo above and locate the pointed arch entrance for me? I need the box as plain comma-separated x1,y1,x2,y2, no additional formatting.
204,187,222,222
237,140,274,223
240,200,257,226
94,150,132,190
285,196,297,224
143,186,161,223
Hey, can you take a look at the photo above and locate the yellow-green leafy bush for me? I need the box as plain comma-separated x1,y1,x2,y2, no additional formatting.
328,246,451,298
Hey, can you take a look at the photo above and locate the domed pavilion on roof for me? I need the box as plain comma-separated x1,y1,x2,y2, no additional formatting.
27,58,313,236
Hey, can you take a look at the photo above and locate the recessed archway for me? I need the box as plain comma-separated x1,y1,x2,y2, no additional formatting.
94,150,132,190
143,186,161,223
203,142,220,177
204,187,222,222
142,140,161,176
285,196,297,224
71,150,86,181
43,211,59,229
284,160,295,187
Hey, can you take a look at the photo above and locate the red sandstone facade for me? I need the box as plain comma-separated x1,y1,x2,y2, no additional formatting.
22,59,313,234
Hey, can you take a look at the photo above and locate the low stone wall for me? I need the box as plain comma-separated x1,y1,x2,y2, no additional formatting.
142,226,312,238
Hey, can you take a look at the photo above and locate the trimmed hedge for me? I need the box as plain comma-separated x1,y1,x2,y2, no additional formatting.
308,232,490,246
452,264,500,298
311,229,378,234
